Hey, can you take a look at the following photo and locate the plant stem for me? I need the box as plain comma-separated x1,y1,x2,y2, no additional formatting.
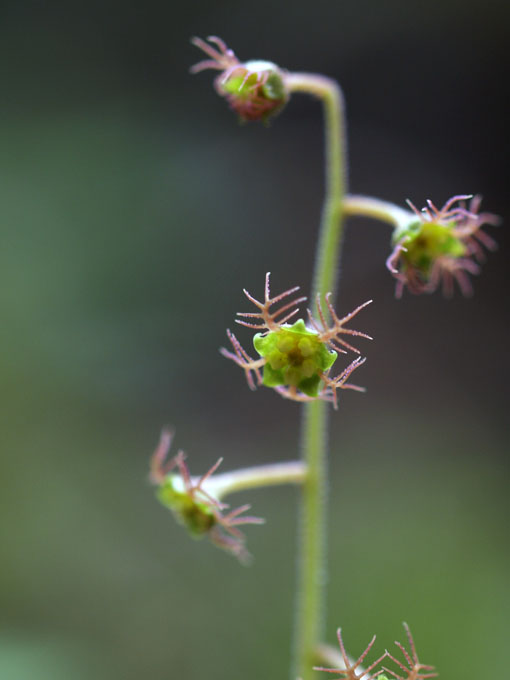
200,460,307,501
286,73,347,680
286,74,346,304
344,194,413,228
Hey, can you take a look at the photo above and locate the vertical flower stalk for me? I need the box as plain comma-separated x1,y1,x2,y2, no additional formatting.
285,73,347,680
190,44,352,678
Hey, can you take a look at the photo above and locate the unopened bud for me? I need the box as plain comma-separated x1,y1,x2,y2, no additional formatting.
191,36,289,123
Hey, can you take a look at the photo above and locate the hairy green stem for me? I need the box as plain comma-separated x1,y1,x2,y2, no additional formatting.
286,74,346,304
286,73,347,680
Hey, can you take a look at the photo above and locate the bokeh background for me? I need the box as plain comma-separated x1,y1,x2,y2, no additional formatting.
1,1,509,678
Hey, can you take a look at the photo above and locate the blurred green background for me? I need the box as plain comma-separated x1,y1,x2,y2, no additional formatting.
1,1,509,678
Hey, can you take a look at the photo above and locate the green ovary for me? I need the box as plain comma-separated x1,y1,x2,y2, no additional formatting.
222,73,260,100
157,480,216,538
397,220,467,276
222,71,285,103
220,68,288,123
253,319,337,397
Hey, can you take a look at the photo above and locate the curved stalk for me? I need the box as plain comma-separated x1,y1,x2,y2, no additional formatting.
286,73,347,680
344,194,413,228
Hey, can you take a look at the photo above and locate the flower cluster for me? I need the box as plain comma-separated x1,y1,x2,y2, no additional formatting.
314,624,437,680
220,273,372,408
149,430,264,563
190,36,289,123
386,194,498,298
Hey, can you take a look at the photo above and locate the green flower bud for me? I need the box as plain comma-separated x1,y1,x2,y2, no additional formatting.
149,432,264,563
191,36,289,123
387,195,498,297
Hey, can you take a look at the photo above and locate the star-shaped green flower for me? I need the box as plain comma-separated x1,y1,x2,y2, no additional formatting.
221,273,372,407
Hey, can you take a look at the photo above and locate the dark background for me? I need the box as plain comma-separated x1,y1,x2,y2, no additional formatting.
0,1,509,678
